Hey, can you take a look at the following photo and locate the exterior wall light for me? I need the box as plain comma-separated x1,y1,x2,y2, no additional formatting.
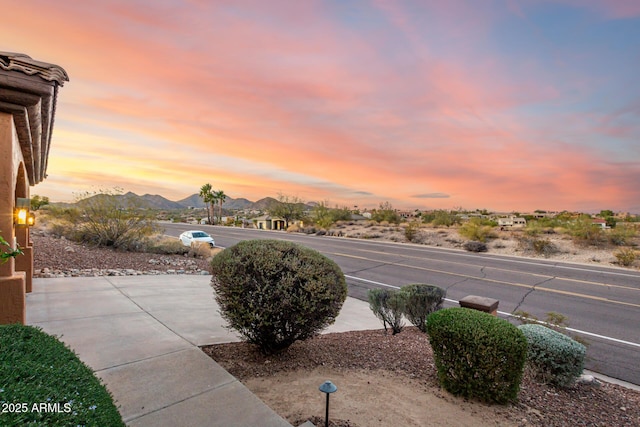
15,198,30,226
27,212,36,227
319,380,337,427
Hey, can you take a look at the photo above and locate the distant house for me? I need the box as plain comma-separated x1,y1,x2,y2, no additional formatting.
498,216,527,228
253,215,286,230
591,218,608,229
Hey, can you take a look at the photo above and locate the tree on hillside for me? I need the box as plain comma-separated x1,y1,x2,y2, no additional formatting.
30,195,50,211
215,189,227,225
267,193,306,228
199,183,214,225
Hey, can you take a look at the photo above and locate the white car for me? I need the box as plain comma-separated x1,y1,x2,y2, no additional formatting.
179,230,215,248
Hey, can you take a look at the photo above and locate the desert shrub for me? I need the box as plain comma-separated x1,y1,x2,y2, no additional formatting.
367,288,406,334
429,210,460,227
371,202,401,224
187,241,214,258
458,219,496,242
286,223,301,233
72,189,158,250
0,324,125,427
426,308,527,403
517,237,558,257
142,235,190,255
404,221,421,242
463,240,488,252
565,215,606,247
399,284,446,333
614,247,637,266
608,224,637,246
518,324,586,387
210,240,347,354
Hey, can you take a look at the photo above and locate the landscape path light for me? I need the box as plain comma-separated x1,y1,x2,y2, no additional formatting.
319,380,337,427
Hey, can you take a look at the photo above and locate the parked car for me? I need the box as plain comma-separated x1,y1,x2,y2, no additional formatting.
179,230,215,248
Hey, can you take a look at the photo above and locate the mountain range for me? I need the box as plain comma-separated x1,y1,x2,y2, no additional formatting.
68,192,284,211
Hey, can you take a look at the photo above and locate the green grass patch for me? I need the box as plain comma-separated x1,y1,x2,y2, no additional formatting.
0,324,125,427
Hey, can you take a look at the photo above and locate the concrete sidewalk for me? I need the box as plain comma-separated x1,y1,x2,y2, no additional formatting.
26,275,381,427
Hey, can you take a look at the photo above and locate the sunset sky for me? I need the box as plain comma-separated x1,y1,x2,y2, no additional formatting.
2,0,639,213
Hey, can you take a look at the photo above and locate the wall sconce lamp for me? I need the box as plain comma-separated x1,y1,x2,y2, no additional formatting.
15,198,30,226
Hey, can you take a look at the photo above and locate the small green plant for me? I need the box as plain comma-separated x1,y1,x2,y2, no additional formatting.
426,308,527,403
399,284,445,332
0,324,125,426
210,240,347,354
0,233,23,265
614,247,637,266
367,288,406,335
518,324,586,387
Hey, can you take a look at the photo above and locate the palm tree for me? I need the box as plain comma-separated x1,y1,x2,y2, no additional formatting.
214,190,227,225
199,183,214,225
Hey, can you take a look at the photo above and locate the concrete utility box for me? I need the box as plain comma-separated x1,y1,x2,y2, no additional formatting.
459,295,499,316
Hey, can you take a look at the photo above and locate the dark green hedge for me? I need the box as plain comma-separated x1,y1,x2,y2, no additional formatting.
0,324,125,427
426,307,527,403
210,239,347,354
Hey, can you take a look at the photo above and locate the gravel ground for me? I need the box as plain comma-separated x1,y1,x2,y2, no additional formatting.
203,329,640,427
32,231,211,277
32,228,640,426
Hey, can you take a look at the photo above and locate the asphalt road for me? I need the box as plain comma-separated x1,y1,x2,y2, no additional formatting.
163,223,640,385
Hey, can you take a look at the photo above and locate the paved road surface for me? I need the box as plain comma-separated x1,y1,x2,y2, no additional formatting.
164,223,640,385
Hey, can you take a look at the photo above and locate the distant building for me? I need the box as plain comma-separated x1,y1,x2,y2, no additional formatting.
498,216,527,228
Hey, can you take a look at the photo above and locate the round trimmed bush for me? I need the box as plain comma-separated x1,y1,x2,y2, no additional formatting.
210,239,347,354
426,307,527,403
518,324,586,387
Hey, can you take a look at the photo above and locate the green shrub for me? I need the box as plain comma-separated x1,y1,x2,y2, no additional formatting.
399,284,445,333
608,224,637,246
614,247,637,266
0,325,125,427
565,215,605,246
367,288,406,334
210,239,347,354
426,308,527,403
518,324,586,387
458,219,496,242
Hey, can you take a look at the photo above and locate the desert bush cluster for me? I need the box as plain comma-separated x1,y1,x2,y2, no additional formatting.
367,284,446,334
39,189,159,251
209,239,589,405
